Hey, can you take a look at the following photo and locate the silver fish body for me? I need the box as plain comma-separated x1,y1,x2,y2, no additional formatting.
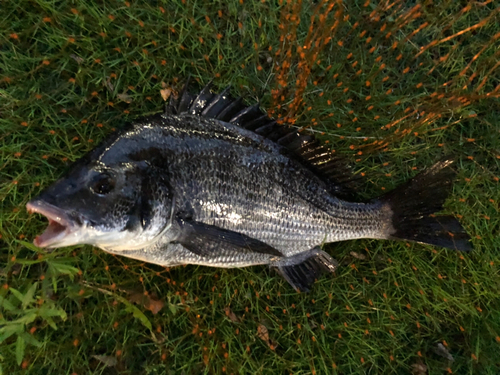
27,82,471,291
102,114,390,267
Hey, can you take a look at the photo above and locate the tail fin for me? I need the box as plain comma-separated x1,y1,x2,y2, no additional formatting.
380,159,472,252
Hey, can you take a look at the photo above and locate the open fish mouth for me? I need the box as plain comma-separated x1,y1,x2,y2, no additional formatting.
26,200,78,248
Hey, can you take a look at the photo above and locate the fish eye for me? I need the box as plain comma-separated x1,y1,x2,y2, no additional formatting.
90,173,115,195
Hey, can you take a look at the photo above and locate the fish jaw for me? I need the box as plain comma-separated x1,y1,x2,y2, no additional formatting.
26,200,81,248
26,199,170,251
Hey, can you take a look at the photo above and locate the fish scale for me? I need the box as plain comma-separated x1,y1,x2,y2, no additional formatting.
165,115,390,257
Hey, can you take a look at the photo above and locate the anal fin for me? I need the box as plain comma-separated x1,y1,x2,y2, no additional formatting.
271,248,338,292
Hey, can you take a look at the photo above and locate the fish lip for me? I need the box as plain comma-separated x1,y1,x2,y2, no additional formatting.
26,200,79,248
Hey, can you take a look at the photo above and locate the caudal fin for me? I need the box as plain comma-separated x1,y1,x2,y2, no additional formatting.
380,159,472,252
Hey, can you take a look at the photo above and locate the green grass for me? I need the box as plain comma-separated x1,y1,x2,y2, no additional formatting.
1,0,499,374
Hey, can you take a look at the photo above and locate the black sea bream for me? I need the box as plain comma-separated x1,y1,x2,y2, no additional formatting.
26,81,472,292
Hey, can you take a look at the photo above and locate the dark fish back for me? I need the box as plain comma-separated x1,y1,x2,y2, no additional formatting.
165,79,361,201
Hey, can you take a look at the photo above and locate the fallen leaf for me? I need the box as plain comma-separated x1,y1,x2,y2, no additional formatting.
350,251,366,260
160,82,178,101
224,307,239,322
257,323,277,350
257,324,269,342
104,77,114,93
434,343,454,362
128,292,164,315
411,360,427,375
70,54,84,65
160,88,172,101
93,355,117,367
117,92,132,103
148,298,164,315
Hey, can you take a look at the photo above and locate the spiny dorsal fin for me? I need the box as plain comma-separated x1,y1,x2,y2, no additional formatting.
165,79,361,200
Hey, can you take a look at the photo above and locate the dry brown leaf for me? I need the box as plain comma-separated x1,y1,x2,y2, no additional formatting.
160,88,172,101
128,292,164,315
160,81,178,101
148,298,164,315
257,324,269,342
257,324,277,350
224,307,239,322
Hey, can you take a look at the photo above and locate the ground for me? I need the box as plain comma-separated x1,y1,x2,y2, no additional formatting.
0,0,499,374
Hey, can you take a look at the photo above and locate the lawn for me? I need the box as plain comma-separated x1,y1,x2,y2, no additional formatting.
1,0,499,374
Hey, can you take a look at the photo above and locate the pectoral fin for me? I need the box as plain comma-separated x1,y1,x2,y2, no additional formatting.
176,218,284,257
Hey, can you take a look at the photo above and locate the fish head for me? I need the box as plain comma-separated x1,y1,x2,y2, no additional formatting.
26,159,172,250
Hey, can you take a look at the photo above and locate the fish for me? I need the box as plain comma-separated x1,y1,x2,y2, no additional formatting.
26,80,472,292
